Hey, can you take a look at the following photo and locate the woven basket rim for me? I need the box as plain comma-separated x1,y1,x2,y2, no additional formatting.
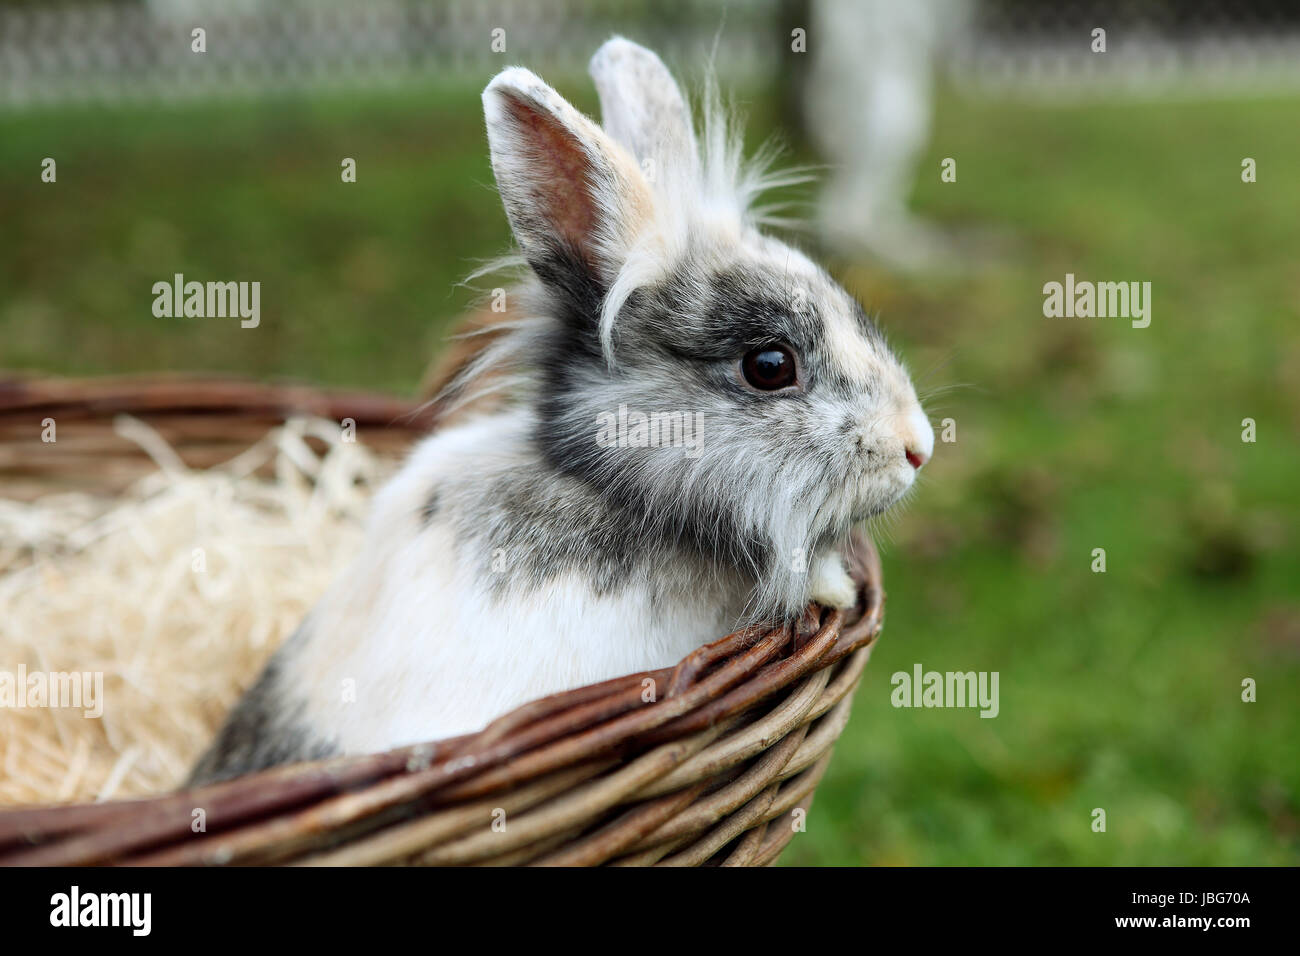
0,374,885,866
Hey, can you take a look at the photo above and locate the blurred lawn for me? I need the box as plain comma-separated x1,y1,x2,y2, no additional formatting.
2,82,1297,864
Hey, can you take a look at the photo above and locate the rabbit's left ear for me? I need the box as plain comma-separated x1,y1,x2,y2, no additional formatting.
589,37,699,190
483,67,652,292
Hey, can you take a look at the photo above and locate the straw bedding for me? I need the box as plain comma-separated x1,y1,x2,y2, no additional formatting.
0,415,395,807
0,379,885,866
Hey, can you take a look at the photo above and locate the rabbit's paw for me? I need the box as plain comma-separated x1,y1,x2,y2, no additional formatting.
810,549,857,609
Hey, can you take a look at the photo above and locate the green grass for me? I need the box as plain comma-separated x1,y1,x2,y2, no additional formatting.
0,84,512,387
782,93,1300,866
2,83,1297,865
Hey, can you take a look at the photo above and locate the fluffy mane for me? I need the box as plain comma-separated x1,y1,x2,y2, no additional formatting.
430,63,814,420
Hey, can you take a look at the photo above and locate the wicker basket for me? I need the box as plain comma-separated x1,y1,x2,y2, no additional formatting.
0,375,885,867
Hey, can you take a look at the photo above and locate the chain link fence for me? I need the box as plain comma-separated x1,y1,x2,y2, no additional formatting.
0,0,778,108
1,0,1299,109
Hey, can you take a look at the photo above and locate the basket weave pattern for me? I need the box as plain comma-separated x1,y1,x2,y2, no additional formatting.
0,376,884,866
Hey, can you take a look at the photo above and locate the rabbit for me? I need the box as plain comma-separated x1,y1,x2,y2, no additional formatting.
187,37,934,787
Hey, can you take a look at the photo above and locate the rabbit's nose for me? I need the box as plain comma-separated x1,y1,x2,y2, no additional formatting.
901,404,934,470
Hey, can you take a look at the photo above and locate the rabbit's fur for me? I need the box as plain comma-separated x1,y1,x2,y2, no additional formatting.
189,38,934,786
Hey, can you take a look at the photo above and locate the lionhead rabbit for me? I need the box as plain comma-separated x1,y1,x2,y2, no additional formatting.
189,37,934,785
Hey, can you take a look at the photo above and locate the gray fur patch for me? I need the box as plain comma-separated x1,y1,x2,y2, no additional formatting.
186,626,338,787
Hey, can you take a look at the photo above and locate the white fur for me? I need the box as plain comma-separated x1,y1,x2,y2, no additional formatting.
283,412,739,750
810,549,857,610
261,39,930,756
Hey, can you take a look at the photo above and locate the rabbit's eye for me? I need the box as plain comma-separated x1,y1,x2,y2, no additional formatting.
741,345,798,391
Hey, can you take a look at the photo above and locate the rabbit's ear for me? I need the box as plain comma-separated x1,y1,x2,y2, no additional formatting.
589,38,699,191
483,67,652,291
